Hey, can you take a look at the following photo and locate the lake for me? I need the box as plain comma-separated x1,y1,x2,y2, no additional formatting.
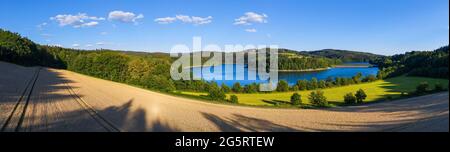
192,64,379,86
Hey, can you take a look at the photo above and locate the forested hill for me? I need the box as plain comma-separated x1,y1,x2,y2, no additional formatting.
372,46,449,79
0,29,65,67
300,49,382,62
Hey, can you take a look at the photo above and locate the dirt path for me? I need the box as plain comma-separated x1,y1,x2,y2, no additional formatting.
1,62,448,132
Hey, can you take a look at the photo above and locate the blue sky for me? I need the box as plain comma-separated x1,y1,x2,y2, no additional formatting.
0,0,448,55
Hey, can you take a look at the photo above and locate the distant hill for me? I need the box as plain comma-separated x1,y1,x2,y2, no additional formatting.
300,49,383,62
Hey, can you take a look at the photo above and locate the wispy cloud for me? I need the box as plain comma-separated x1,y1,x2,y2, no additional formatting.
108,11,144,24
245,28,257,33
234,12,268,25
40,33,53,37
50,13,105,28
155,15,213,25
154,17,177,24
37,22,48,30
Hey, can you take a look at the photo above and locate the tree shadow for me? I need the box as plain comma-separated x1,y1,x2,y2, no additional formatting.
303,111,449,132
15,99,180,132
201,112,301,132
1,64,79,128
262,99,292,106
97,99,180,132
1,63,179,132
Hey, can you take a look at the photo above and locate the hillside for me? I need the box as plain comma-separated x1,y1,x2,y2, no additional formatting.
0,29,65,67
301,49,383,62
373,46,449,79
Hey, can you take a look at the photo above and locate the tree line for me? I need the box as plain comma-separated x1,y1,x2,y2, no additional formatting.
371,46,449,79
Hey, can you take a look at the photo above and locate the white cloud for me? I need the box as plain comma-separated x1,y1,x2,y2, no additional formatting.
96,42,105,45
37,22,48,30
190,16,213,25
85,44,93,47
108,11,144,24
245,28,257,33
40,33,53,37
72,44,80,47
50,13,104,28
80,21,99,27
100,32,108,35
154,17,177,24
176,15,213,25
155,15,213,25
234,12,268,25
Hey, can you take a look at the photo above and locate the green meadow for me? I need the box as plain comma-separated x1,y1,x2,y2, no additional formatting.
180,76,449,107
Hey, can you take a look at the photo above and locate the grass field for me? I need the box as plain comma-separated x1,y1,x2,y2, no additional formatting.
179,76,449,107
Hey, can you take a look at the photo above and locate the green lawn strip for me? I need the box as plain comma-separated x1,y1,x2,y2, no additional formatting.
179,76,448,107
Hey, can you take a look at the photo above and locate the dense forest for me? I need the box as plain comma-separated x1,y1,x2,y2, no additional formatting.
277,49,342,70
0,29,65,68
301,49,382,62
371,46,449,79
278,48,382,63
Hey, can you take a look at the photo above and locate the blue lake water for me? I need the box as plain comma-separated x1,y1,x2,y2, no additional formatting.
192,64,379,86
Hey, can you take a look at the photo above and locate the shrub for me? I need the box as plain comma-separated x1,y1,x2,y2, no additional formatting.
291,85,299,91
377,71,384,80
434,83,445,92
232,82,243,93
296,80,308,90
307,78,319,90
144,75,175,92
276,80,289,92
244,83,259,93
290,93,302,105
221,83,231,93
355,89,367,103
208,82,226,100
308,90,328,107
229,95,239,103
415,82,430,94
344,93,357,104
386,96,393,100
318,80,327,88
362,75,377,82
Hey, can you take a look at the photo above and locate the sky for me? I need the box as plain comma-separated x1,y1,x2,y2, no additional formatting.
0,0,448,55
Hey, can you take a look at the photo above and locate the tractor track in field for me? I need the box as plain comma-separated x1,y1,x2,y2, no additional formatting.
1,67,40,132
64,82,121,132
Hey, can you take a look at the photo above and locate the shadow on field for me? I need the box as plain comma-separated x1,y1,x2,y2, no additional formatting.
98,99,180,132
301,111,449,132
20,99,180,132
0,65,81,129
0,64,179,132
201,112,300,132
0,67,80,105
262,100,292,106
323,92,449,114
